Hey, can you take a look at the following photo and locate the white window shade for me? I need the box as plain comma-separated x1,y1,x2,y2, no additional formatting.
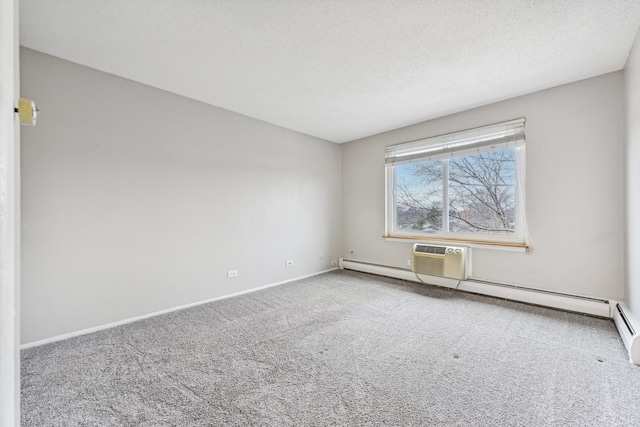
385,118,525,165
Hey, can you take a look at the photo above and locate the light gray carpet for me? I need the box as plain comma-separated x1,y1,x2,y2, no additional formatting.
21,270,640,426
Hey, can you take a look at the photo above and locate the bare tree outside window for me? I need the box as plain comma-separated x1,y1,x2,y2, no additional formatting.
448,149,515,234
394,148,516,235
395,161,442,233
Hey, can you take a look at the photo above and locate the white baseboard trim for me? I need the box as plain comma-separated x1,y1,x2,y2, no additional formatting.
611,301,640,365
21,267,338,350
339,258,610,318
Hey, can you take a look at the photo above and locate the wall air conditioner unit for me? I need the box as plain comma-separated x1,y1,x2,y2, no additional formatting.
411,244,468,280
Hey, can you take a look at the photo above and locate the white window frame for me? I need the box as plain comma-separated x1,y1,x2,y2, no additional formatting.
385,119,528,247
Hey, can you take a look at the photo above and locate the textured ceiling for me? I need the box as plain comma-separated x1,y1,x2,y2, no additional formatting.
20,0,640,143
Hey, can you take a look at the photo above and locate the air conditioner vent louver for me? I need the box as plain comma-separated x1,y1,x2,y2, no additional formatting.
414,245,446,255
412,244,468,280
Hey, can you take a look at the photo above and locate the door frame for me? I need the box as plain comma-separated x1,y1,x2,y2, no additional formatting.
0,0,20,425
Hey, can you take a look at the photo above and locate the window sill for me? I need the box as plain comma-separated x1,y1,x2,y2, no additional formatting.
382,235,530,253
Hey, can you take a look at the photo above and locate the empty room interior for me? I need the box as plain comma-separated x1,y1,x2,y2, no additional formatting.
5,0,640,425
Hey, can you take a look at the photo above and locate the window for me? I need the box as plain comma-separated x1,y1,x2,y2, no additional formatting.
385,119,527,246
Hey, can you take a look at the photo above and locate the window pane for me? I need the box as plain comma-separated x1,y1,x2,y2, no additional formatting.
395,161,443,234
448,148,516,235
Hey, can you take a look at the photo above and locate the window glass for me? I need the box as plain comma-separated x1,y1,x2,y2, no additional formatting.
395,161,443,234
387,145,524,244
448,149,516,235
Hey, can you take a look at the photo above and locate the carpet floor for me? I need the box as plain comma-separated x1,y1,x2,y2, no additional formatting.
21,270,640,426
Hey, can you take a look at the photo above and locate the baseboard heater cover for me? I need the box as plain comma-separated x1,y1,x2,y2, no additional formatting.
339,258,610,318
340,258,460,289
611,301,640,365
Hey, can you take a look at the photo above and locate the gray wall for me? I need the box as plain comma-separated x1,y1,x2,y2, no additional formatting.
625,30,640,314
20,48,342,344
342,73,624,300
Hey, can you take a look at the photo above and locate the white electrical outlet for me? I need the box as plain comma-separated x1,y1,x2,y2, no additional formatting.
286,260,294,267
227,270,238,278
407,259,412,266
331,260,337,266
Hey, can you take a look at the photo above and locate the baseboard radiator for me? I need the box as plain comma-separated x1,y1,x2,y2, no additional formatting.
338,258,611,318
611,301,640,365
